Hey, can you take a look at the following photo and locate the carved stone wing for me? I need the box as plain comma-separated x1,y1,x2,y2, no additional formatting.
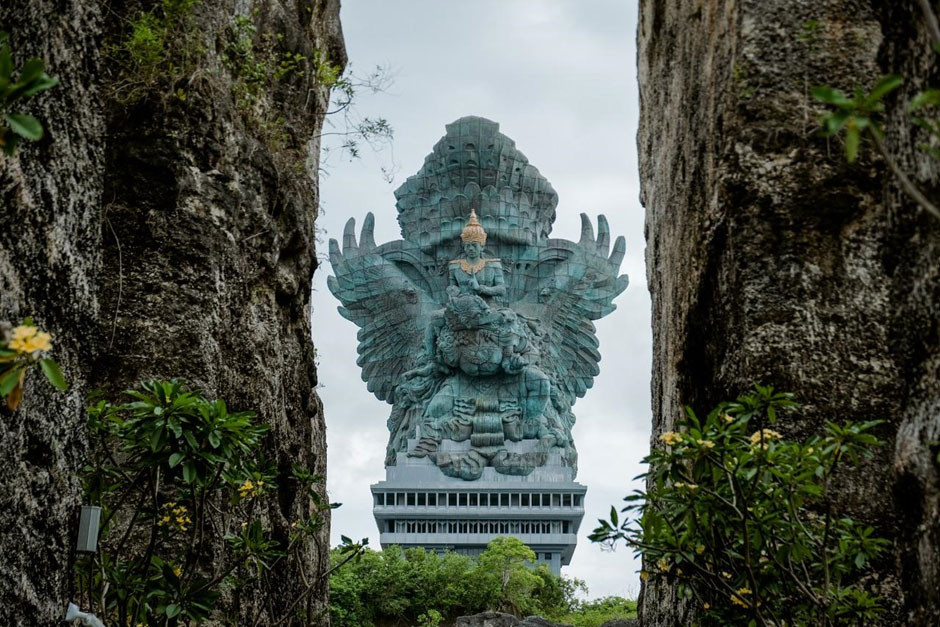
535,214,629,408
327,213,436,404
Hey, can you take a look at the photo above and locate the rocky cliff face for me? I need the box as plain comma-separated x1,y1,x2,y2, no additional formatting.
0,0,343,624
0,2,105,623
638,0,939,624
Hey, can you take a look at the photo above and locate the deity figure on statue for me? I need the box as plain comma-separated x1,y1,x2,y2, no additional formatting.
328,116,628,480
448,209,505,300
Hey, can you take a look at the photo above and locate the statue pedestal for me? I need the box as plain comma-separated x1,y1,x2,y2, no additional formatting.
370,439,587,575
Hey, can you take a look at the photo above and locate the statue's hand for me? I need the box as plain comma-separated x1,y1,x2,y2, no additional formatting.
402,362,433,379
469,277,480,293
502,354,527,374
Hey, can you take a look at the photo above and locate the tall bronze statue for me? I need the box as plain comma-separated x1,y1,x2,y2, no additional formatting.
328,116,628,481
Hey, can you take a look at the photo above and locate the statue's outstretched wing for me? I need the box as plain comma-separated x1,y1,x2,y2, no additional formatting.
533,214,628,409
327,213,436,404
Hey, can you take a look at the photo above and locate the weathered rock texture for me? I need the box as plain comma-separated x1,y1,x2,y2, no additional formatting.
639,0,939,625
0,2,105,623
0,0,344,624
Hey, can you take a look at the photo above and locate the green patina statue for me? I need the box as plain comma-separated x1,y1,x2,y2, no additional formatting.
328,116,628,480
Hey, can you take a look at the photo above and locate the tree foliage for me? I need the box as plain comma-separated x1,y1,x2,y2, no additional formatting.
75,380,364,626
329,538,635,627
591,385,888,626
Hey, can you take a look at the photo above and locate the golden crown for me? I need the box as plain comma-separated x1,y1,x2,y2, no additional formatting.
460,209,487,245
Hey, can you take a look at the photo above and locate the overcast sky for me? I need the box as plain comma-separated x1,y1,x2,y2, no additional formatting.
313,0,649,600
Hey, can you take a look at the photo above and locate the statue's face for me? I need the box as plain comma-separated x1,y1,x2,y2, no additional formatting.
463,242,482,260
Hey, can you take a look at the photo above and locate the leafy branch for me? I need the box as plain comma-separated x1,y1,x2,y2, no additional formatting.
0,31,58,156
812,2,940,221
814,76,940,221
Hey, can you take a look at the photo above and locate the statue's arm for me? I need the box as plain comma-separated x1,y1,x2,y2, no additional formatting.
478,261,506,297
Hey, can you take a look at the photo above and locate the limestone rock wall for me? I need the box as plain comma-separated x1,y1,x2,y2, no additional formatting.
0,0,343,624
638,0,939,624
0,2,105,623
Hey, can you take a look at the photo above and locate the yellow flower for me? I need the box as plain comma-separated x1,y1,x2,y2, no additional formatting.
750,429,782,449
721,412,734,423
172,566,182,577
9,327,52,355
695,544,705,554
659,431,682,446
239,477,264,498
658,559,669,572
676,568,684,575
721,571,732,579
750,429,782,444
730,587,752,607
698,439,715,450
11,325,37,342
703,602,710,609
640,571,649,581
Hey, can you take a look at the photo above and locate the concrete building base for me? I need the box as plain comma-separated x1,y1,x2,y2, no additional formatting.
372,439,586,575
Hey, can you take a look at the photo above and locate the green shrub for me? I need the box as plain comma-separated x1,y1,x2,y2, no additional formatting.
329,538,588,626
75,380,361,625
107,0,203,102
591,385,888,626
551,596,638,627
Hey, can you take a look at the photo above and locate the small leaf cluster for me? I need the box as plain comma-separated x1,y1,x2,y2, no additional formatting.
591,385,888,626
106,0,203,103
814,75,903,163
417,608,443,627
76,380,347,626
322,61,395,165
910,88,940,160
0,317,67,410
0,32,58,155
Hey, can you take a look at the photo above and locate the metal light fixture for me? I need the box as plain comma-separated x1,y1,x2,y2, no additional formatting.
76,505,101,553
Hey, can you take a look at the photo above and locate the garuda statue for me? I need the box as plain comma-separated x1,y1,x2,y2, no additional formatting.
328,117,627,481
